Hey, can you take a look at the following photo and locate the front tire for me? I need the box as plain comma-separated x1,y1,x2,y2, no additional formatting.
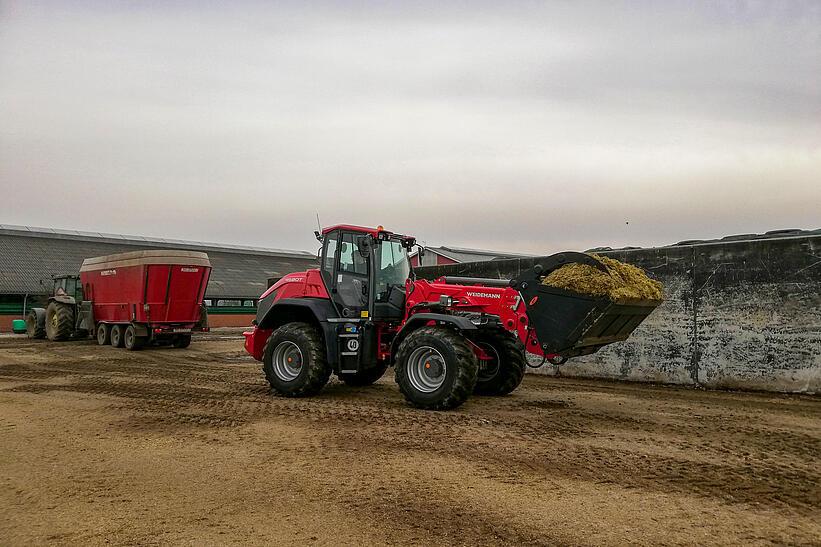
395,326,479,410
263,322,330,397
110,324,125,348
340,362,389,387
25,310,46,339
471,330,526,396
45,302,74,341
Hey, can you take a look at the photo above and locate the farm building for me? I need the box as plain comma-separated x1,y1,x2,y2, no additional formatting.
0,224,317,331
409,245,532,267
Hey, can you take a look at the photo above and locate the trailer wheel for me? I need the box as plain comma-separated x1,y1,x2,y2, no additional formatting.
340,363,389,387
25,310,46,339
110,325,125,348
124,325,144,351
45,302,74,341
262,322,330,397
172,335,192,349
471,330,526,396
96,324,110,345
395,326,479,410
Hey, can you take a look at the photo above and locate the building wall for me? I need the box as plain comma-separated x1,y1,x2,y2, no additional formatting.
208,313,255,328
416,235,821,394
0,315,17,332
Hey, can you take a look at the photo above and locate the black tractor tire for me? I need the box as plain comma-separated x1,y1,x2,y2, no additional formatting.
96,324,110,345
124,325,144,351
263,322,331,397
25,310,46,339
45,302,74,341
471,329,527,396
172,334,192,349
340,362,389,387
110,324,125,348
394,326,479,410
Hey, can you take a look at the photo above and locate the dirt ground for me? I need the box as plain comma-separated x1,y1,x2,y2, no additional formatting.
0,334,818,546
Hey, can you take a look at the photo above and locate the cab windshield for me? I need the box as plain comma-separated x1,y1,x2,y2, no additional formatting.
375,240,411,301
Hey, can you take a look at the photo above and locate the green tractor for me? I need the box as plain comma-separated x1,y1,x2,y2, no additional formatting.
26,275,93,341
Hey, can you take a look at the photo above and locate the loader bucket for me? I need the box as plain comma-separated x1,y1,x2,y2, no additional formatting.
510,253,661,358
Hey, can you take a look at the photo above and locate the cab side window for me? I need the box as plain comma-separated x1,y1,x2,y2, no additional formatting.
340,233,367,275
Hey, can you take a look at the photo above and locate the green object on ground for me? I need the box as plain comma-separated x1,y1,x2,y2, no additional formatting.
12,319,27,334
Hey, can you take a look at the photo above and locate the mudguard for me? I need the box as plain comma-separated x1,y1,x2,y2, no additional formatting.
250,298,340,366
390,312,478,360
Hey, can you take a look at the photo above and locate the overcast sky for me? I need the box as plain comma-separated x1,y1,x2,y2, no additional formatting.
1,1,819,255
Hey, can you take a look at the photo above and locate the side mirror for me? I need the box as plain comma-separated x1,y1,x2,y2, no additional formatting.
358,236,371,258
314,230,323,242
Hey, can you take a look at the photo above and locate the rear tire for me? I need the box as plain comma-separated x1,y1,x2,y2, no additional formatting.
172,335,192,349
340,362,389,387
263,322,330,397
124,325,144,351
45,302,74,341
96,324,110,345
110,324,125,348
471,330,526,396
395,326,479,410
25,310,46,339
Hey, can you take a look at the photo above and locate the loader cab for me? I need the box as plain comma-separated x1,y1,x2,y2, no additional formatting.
319,226,412,322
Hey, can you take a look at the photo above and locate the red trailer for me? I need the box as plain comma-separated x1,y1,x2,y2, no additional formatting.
26,250,212,350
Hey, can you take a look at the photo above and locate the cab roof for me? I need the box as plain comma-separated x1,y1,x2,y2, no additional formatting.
321,224,393,237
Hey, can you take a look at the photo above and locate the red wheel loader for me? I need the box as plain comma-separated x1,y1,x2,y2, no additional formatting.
244,225,661,410
26,250,211,350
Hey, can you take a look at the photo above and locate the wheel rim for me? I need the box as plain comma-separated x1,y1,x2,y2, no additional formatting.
477,343,500,382
406,346,447,393
111,327,119,344
272,341,303,382
125,328,133,347
98,326,105,343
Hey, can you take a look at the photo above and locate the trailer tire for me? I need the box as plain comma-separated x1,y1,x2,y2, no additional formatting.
340,363,389,387
96,324,110,345
471,330,526,396
173,335,192,349
263,322,330,397
26,310,46,339
124,325,144,351
45,302,74,341
395,326,479,410
110,325,125,348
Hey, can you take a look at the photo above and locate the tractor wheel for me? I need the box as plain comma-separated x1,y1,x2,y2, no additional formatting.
340,362,389,387
25,310,46,339
124,325,144,351
110,325,125,348
96,324,110,345
471,330,526,396
45,302,74,341
395,326,479,410
263,322,330,397
172,335,192,349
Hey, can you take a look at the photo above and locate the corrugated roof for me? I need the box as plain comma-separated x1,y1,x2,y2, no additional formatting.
0,227,318,297
0,224,314,259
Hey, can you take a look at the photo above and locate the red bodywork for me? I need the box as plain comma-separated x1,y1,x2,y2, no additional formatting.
243,226,550,363
244,269,328,359
80,250,211,331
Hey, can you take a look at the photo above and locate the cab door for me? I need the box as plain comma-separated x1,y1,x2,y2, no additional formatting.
321,230,371,319
320,230,376,374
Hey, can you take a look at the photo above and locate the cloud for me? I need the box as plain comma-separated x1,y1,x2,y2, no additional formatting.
1,1,819,254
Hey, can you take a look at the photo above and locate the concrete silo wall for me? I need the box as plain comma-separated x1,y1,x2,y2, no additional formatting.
415,235,821,394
